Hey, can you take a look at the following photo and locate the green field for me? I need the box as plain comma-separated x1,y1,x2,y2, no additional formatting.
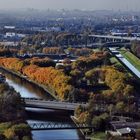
110,57,121,65
110,56,128,72
120,50,140,71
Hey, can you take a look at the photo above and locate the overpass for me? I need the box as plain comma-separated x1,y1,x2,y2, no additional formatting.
89,34,140,42
103,41,131,47
23,98,87,111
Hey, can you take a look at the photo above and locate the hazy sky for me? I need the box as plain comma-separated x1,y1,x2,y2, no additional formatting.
0,0,139,11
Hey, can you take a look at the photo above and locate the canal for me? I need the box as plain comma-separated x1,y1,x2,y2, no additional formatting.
0,69,84,140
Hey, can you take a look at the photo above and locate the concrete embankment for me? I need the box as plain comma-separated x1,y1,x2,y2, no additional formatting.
71,116,91,140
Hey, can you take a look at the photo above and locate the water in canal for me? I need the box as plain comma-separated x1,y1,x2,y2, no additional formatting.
0,69,84,140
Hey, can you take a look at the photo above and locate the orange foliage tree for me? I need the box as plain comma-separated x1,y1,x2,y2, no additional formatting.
23,65,73,100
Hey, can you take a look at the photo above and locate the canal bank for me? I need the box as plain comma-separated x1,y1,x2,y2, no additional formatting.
0,66,58,99
0,67,85,140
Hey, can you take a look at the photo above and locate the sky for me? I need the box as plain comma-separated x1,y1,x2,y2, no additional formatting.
0,0,139,11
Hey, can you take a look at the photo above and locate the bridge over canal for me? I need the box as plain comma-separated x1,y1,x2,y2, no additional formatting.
29,122,94,131
22,98,88,111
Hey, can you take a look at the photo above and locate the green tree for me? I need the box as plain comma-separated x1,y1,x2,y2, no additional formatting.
92,113,109,131
85,69,99,85
115,102,126,114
